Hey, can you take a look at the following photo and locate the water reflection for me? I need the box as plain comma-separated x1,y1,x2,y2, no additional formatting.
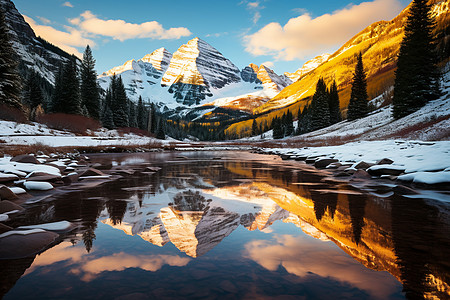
2,151,449,299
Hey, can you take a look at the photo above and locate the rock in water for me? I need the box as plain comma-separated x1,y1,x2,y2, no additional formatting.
0,230,58,259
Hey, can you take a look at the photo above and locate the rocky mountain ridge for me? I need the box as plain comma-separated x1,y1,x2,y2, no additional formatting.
0,0,75,85
98,37,291,113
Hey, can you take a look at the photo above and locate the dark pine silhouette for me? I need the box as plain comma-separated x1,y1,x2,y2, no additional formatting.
80,45,100,119
347,52,368,121
392,0,440,119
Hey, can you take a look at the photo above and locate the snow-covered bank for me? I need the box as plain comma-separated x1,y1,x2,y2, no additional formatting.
0,120,167,147
259,140,450,187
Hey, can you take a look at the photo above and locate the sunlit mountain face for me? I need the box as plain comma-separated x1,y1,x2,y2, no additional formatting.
2,152,449,299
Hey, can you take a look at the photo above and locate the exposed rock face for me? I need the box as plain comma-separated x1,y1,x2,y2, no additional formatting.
256,65,292,92
161,37,241,106
241,63,292,92
0,0,74,84
241,64,261,84
284,53,331,82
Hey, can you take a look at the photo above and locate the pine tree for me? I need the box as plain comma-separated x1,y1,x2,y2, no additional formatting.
347,53,368,120
392,0,440,119
272,117,283,139
81,45,100,119
129,101,137,128
0,9,22,110
23,71,43,120
328,80,341,124
111,75,129,128
147,103,157,133
102,105,115,129
50,64,64,113
297,105,312,134
311,78,330,130
156,117,165,139
251,118,258,136
285,110,294,136
136,96,146,130
60,56,82,114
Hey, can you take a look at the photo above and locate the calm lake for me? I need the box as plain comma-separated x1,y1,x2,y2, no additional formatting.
1,151,449,300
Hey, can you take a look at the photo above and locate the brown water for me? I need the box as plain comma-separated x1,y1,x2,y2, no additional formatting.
1,151,449,300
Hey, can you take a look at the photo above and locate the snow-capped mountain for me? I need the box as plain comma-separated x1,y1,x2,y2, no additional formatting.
284,53,331,82
241,63,292,91
0,0,74,85
254,0,450,114
161,37,242,106
97,48,174,104
98,37,291,117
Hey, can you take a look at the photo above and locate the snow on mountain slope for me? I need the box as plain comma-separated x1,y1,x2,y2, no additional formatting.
285,53,331,82
0,0,73,84
140,47,172,72
256,0,450,114
160,37,242,106
97,48,176,106
98,38,292,115
297,64,450,141
257,65,292,91
202,63,291,112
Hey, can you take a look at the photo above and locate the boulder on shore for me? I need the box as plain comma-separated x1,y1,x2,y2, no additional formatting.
0,186,19,200
11,155,40,164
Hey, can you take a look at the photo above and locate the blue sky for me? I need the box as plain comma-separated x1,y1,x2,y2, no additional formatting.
13,0,411,75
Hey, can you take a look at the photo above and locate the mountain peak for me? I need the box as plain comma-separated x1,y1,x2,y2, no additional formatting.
160,37,241,105
285,53,331,82
140,47,172,72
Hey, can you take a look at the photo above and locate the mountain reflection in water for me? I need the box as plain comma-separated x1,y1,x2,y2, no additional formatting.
1,151,449,300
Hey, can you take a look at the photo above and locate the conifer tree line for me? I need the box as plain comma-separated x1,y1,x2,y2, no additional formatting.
296,78,341,135
272,110,294,139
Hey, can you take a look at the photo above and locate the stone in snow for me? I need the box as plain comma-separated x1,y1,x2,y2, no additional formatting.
398,171,450,185
0,173,19,183
8,187,26,195
0,185,18,200
11,154,40,164
24,181,54,191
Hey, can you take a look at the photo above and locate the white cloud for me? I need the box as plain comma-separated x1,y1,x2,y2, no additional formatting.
247,2,260,9
37,16,51,24
62,1,73,8
205,32,228,38
241,0,264,25
23,15,94,57
261,61,274,68
291,8,308,15
253,11,261,24
244,0,403,61
74,11,192,41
